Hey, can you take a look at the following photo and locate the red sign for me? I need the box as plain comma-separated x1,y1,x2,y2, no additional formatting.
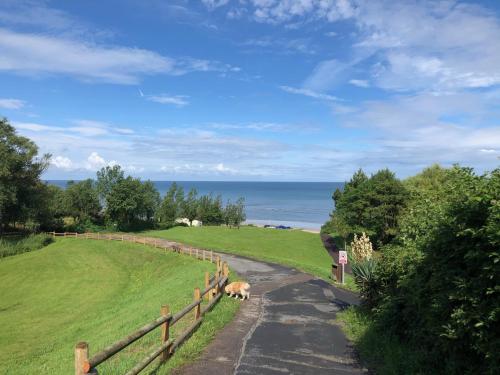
339,251,348,265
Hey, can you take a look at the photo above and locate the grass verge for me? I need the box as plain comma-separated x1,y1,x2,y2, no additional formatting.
338,306,422,374
142,226,357,291
0,238,239,374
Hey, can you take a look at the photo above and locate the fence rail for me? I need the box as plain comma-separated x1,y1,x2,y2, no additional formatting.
50,232,230,375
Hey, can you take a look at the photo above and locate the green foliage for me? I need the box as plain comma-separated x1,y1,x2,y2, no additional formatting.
181,188,199,222
327,168,408,248
96,165,124,203
156,182,184,227
0,233,53,258
196,194,224,225
106,176,160,230
351,259,379,307
223,197,246,228
353,166,500,374
0,118,50,231
65,179,101,222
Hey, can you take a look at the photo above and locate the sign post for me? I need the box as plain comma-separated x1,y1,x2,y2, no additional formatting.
339,251,348,284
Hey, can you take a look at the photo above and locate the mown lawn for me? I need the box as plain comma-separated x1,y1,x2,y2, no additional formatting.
0,238,239,374
143,226,334,281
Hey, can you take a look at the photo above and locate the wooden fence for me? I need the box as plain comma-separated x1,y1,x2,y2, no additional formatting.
50,232,230,375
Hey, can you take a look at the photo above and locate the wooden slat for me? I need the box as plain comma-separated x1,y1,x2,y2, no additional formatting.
87,314,172,369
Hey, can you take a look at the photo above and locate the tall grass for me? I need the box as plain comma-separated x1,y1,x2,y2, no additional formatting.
0,233,53,258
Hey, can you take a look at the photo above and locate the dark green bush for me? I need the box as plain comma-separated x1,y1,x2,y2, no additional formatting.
0,234,54,258
371,166,500,374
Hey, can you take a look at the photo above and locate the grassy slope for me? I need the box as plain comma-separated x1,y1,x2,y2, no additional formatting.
338,307,420,374
0,238,239,374
144,226,334,281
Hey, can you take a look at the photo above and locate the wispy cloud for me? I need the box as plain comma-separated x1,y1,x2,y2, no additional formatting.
0,98,25,109
349,79,369,88
146,94,190,107
0,28,239,84
280,85,339,102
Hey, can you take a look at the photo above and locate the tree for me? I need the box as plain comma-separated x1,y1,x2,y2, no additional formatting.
368,166,500,373
156,182,182,227
106,177,143,228
0,118,50,231
64,179,101,222
196,194,224,225
328,168,408,247
105,176,160,230
96,165,124,205
224,198,246,228
140,180,160,221
181,188,198,223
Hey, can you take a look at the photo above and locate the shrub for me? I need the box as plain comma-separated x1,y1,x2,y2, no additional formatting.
352,259,379,307
0,234,53,258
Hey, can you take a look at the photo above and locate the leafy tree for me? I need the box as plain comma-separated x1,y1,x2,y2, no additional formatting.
224,198,246,228
370,166,500,374
181,188,198,223
96,165,124,204
106,176,159,229
196,194,224,225
328,168,408,247
64,179,101,222
140,180,160,221
156,182,183,227
0,118,50,231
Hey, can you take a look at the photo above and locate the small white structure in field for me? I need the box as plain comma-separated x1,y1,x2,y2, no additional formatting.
175,218,191,226
191,220,202,227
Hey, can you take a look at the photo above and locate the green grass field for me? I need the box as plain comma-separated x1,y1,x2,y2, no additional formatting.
0,238,239,374
143,226,334,279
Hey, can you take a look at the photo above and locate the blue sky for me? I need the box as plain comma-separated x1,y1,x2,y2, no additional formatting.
1,0,499,181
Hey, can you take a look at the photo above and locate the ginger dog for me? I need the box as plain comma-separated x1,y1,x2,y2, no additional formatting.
225,281,251,300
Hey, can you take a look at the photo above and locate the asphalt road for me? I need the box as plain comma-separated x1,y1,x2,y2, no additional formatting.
175,253,366,375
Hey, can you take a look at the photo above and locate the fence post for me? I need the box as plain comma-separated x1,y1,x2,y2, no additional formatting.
121,235,124,241
76,232,78,238
194,288,201,321
97,232,100,240
205,272,210,301
64,232,67,237
160,305,170,362
223,262,229,280
210,250,213,263
202,250,206,261
75,342,89,375
216,256,221,273
52,231,56,238
214,271,220,296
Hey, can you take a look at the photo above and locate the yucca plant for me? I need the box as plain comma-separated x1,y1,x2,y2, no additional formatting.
352,258,379,307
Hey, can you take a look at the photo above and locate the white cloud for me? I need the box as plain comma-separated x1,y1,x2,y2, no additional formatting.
280,85,339,101
0,98,25,109
0,28,239,84
349,79,369,88
51,155,73,170
147,94,190,107
303,59,351,92
202,0,230,10
85,152,107,170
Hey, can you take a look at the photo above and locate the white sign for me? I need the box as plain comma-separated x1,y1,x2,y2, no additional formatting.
339,251,348,265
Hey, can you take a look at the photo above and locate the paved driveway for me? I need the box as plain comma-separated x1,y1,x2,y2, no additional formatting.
175,253,365,375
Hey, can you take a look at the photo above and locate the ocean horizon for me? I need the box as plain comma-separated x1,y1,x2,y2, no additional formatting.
46,180,343,230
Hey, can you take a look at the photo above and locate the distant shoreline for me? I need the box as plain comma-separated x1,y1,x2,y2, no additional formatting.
244,219,321,233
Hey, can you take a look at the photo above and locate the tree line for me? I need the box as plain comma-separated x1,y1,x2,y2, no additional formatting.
0,118,245,233
323,165,499,374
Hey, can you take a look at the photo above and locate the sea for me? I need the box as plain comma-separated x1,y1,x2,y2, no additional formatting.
46,181,343,231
